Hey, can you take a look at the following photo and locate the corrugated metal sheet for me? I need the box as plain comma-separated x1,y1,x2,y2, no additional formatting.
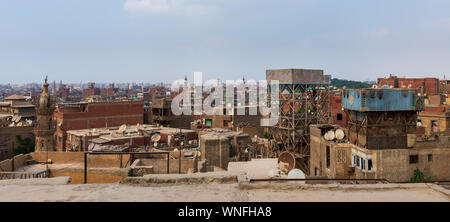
342,89,424,111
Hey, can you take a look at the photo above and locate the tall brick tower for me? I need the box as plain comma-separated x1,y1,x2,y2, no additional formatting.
34,76,56,152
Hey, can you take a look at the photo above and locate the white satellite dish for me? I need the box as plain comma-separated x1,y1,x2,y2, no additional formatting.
118,124,127,134
324,130,335,141
287,169,306,181
335,129,345,140
151,134,161,142
417,122,422,127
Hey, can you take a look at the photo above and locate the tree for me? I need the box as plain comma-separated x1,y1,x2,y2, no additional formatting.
410,167,435,182
14,135,35,155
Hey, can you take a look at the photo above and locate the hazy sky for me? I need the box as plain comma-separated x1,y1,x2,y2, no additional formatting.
2,0,450,83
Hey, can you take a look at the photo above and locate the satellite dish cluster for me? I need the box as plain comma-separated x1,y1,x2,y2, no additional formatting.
324,128,345,141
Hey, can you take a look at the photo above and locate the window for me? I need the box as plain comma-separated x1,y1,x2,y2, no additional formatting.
368,159,373,171
314,168,319,176
337,113,343,121
431,120,439,133
428,154,433,162
356,156,360,167
409,155,419,164
326,146,330,168
361,159,365,170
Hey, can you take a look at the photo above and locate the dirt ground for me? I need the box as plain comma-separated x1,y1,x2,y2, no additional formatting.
0,178,448,202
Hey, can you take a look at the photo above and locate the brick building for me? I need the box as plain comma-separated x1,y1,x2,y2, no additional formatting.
330,91,347,128
377,76,439,96
54,100,144,151
82,82,101,99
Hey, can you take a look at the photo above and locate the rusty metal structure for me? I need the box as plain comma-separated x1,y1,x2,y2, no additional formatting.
267,69,331,173
342,88,424,149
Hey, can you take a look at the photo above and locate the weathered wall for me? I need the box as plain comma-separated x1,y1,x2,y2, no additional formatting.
135,158,198,174
50,168,128,184
30,152,133,168
0,126,34,161
200,135,230,169
0,153,32,172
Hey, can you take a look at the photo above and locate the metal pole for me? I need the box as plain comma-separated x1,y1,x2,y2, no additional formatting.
167,153,170,174
179,149,182,174
84,152,87,184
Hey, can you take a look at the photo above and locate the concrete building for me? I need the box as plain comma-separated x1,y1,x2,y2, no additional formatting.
0,94,35,122
53,100,144,151
150,97,192,129
65,124,197,151
193,106,265,138
309,124,450,182
310,88,450,182
199,129,252,170
417,105,450,136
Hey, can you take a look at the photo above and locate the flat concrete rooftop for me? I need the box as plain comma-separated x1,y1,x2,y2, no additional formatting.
0,177,448,202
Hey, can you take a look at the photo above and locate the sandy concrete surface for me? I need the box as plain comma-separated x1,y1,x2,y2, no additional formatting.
0,178,448,202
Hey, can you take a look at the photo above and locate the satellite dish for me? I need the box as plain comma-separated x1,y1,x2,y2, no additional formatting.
151,134,161,142
287,169,306,180
324,130,335,141
417,122,422,127
335,129,345,140
118,124,127,134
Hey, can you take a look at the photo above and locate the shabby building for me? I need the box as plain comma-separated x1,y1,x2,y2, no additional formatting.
65,124,197,152
53,100,144,151
309,88,450,182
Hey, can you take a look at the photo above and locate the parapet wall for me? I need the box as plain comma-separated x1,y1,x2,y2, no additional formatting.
30,152,133,168
0,154,33,172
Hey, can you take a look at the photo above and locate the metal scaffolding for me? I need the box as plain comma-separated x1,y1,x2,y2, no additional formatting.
267,69,331,173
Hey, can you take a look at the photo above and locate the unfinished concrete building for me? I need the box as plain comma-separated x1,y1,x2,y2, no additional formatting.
267,69,331,172
199,129,253,171
151,97,192,129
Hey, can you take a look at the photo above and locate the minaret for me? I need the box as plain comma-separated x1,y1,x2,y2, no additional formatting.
34,76,56,152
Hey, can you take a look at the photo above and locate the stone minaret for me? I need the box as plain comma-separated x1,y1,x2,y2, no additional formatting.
34,76,56,152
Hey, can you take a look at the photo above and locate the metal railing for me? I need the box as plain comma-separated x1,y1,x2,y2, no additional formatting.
83,151,171,184
0,170,49,180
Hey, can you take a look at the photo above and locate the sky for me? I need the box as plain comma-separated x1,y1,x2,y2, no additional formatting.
1,0,450,84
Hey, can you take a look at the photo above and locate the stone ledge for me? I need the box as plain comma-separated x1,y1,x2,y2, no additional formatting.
121,172,240,186
238,181,437,191
0,176,72,185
